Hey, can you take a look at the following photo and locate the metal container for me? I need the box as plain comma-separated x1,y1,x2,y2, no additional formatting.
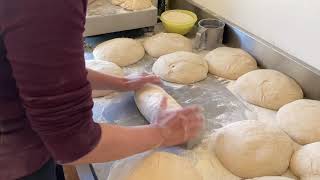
194,18,225,50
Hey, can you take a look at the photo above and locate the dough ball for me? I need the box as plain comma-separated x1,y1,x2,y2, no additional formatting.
205,47,258,80
301,176,320,180
126,152,202,180
247,177,294,180
93,38,145,67
290,142,320,178
134,84,181,123
215,120,294,178
111,0,125,5
120,0,152,10
277,99,320,145
194,149,241,180
152,51,208,84
234,69,303,110
143,33,193,58
86,60,124,97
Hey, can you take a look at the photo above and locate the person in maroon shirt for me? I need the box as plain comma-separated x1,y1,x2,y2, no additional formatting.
0,0,204,179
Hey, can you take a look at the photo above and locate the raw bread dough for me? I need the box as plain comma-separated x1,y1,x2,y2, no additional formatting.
205,47,258,80
143,33,193,58
301,176,320,180
120,0,152,10
247,177,294,180
152,51,208,84
134,84,181,123
233,69,303,110
126,152,202,180
86,60,124,98
282,170,299,180
111,0,125,5
277,99,320,145
93,38,145,67
161,11,194,24
193,148,241,180
290,142,320,178
215,120,294,178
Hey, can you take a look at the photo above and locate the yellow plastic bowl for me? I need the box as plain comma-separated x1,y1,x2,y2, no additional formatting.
160,10,198,35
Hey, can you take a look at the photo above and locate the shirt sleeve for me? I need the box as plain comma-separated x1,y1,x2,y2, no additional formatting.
1,0,101,163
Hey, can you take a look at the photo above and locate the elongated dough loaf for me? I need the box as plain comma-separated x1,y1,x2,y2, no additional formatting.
134,84,181,123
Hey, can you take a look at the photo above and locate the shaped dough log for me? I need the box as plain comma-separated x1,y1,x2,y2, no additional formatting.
134,84,181,123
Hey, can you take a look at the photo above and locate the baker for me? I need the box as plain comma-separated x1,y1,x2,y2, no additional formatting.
0,0,204,179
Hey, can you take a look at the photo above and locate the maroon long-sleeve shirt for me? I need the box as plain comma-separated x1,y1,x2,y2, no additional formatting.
0,0,101,179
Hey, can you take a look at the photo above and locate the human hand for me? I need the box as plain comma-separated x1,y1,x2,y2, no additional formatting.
152,97,204,147
117,73,161,91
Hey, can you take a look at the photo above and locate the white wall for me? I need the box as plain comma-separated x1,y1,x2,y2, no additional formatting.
194,0,320,70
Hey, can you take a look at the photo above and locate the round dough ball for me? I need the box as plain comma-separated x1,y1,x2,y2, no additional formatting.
120,0,152,10
205,47,258,80
234,69,303,110
152,51,208,84
247,176,294,180
127,152,202,180
86,60,124,97
301,176,320,180
93,38,145,67
111,0,125,5
248,177,294,180
215,120,294,178
277,99,320,145
290,142,320,178
143,33,193,58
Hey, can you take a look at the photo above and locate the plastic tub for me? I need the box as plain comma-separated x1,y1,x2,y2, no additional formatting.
160,10,198,35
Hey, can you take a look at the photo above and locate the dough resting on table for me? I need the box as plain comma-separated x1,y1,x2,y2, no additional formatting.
205,47,258,80
143,33,193,58
152,51,208,84
233,69,303,110
85,60,124,98
290,142,320,179
215,120,294,178
93,38,145,67
120,0,152,10
111,0,152,10
134,84,181,123
126,152,202,180
277,99,320,145
246,176,295,180
111,0,125,5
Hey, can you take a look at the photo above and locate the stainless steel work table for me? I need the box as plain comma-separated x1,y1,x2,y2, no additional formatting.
77,26,253,179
